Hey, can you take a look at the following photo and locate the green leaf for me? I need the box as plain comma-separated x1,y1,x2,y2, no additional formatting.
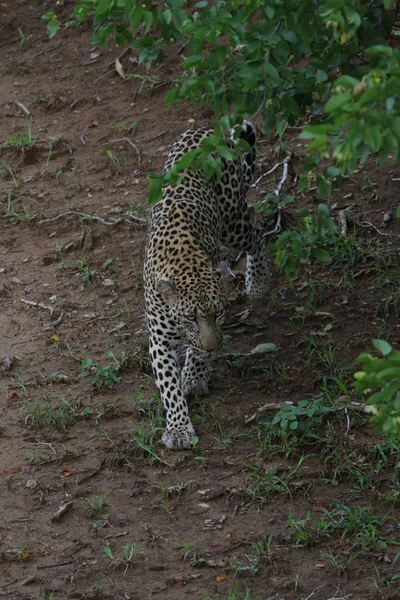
300,125,333,137
281,94,301,117
148,176,164,205
264,62,280,86
317,203,330,217
325,93,352,113
129,5,144,29
165,86,180,106
183,54,203,68
96,0,112,16
216,145,235,161
215,45,228,66
164,8,172,24
336,75,359,89
311,248,331,262
47,20,60,38
373,339,392,357
174,148,201,171
42,11,56,21
143,11,153,32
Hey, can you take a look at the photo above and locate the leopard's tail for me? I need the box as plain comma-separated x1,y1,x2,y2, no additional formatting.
230,121,256,193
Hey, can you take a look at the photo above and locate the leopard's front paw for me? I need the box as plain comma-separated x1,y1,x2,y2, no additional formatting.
181,369,209,397
162,420,196,450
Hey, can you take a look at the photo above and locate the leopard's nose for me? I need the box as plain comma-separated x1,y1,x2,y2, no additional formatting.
199,332,222,352
202,340,220,352
197,315,222,352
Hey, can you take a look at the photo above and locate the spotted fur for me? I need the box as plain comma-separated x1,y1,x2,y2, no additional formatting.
143,122,269,450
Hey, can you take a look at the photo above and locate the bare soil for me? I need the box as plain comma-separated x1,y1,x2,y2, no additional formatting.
1,2,400,600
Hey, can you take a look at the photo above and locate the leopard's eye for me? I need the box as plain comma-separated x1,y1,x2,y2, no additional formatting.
216,309,224,318
186,313,196,322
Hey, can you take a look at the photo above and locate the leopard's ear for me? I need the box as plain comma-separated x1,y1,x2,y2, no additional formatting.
156,279,176,305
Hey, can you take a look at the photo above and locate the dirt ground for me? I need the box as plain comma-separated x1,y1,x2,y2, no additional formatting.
1,2,400,600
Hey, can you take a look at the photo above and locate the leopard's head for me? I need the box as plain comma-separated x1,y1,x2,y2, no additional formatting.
156,267,233,353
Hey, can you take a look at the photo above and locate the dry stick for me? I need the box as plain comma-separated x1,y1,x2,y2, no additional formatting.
263,210,282,238
108,137,142,167
21,298,54,316
38,210,146,225
251,160,284,189
107,46,131,68
37,561,74,570
245,400,367,425
52,310,64,327
303,585,325,600
261,153,291,203
139,130,168,143
254,154,291,238
20,299,64,327
36,440,57,455
244,402,282,424
264,156,291,236
250,90,267,119
50,500,73,522
338,209,348,237
357,220,392,237
15,101,31,116
344,406,350,436
93,70,113,85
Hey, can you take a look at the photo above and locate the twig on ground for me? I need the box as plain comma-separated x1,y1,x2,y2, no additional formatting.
251,160,284,189
93,70,113,85
126,212,148,224
251,91,266,119
245,402,282,424
52,310,64,327
50,500,73,521
303,585,325,600
21,299,63,328
37,561,74,569
261,154,291,202
108,46,131,68
338,209,348,237
139,130,168,143
263,209,282,237
245,400,367,425
326,592,350,600
21,298,54,316
0,356,13,374
15,101,31,116
107,137,142,167
253,154,291,238
36,440,57,455
38,210,146,225
344,407,350,436
357,220,392,237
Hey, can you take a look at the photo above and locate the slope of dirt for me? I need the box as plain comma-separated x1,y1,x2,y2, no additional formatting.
1,3,400,600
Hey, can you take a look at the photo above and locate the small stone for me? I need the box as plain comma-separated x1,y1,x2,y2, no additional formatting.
26,480,37,489
103,279,114,287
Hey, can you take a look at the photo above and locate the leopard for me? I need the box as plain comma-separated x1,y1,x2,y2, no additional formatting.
143,121,269,450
